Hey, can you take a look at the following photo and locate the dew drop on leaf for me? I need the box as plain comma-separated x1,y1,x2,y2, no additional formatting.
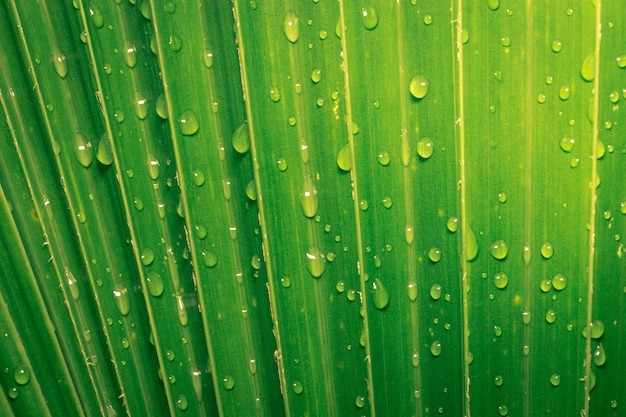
407,279,417,301
74,133,94,168
336,143,352,171
593,343,606,366
141,247,155,266
487,0,499,10
465,226,479,261
447,217,458,233
299,176,318,218
306,247,325,278
292,380,303,394
494,272,508,289
269,85,281,102
178,110,199,135
361,5,379,30
430,284,442,300
232,122,250,154
52,45,68,79
428,247,441,263
283,11,300,43
377,150,391,166
372,278,389,310
581,52,596,81
123,42,137,68
417,138,434,159
494,375,503,386
65,267,80,300
146,271,164,297
404,225,415,246
541,242,553,258
409,75,429,99
112,284,130,316
552,273,567,290
135,93,148,120
13,365,30,386
490,239,508,260
498,404,509,416
430,340,442,357
550,373,561,386
176,394,188,411
222,375,235,390
558,84,571,101
545,309,556,323
311,68,322,83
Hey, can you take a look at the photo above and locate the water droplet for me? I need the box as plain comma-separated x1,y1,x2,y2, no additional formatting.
147,154,160,180
494,272,508,289
146,271,164,297
462,28,470,44
541,242,553,259
8,387,19,399
430,340,442,357
141,247,155,266
447,217,458,233
245,179,257,200
430,284,442,300
134,93,148,120
204,50,214,68
191,169,205,187
13,365,30,386
359,199,369,211
299,176,318,218
74,133,94,168
311,68,322,83
166,349,176,361
123,43,137,68
428,247,441,263
176,295,188,326
404,226,415,246
195,224,208,240
417,138,434,159
558,84,571,101
133,197,144,211
611,400,618,409
494,375,504,386
549,374,560,386
540,279,552,292
65,267,80,300
593,343,606,366
494,325,503,337
337,143,352,171
581,52,596,82
355,395,366,408
306,247,325,278
583,319,605,339
52,45,68,79
96,135,114,166
335,280,345,293
545,309,557,324
283,11,300,43
487,0,500,10
423,14,432,25
276,157,288,171
176,394,188,411
222,375,235,390
522,307,531,324
372,278,389,310
361,6,379,30
523,243,531,266
551,40,562,53
550,273,567,290
490,239,508,260
168,35,183,52
410,75,429,99
498,404,509,416
537,93,546,104
466,226,479,261
286,380,303,395
377,150,391,166
178,111,199,135
382,196,393,208
164,1,176,13
281,276,292,288
113,284,130,316
407,279,417,301
232,122,250,154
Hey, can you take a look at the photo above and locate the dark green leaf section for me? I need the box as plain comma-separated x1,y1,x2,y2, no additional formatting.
149,0,282,415
341,1,464,416
235,1,370,415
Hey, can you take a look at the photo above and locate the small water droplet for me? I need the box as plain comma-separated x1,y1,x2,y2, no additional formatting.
545,309,557,324
134,93,148,120
311,68,322,83
113,284,130,316
522,307,531,324
337,143,352,171
551,40,562,53
175,394,188,411
204,50,214,68
222,375,235,390
549,373,561,386
377,150,391,166
593,343,606,366
245,179,257,200
487,0,500,10
552,273,567,290
292,380,303,394
276,157,288,171
299,176,318,218
581,52,596,82
490,239,508,260
611,400,618,409
430,284,442,300
201,250,218,268
465,226,478,261
168,35,183,52
306,247,325,278
123,42,137,68
65,267,80,300
462,29,470,44
74,133,94,168
410,75,429,99
417,138,434,159
52,45,68,79
447,217,458,233
498,404,509,416
166,349,176,362
558,84,571,101
361,6,379,30
583,319,605,339
540,242,553,259
146,271,164,297
176,295,188,326
96,135,114,166
147,154,160,180
494,272,508,289
13,365,30,386
141,247,155,266
494,375,504,386
192,169,205,187
559,136,575,153
540,279,552,292
372,278,389,310
407,279,417,301
178,111,199,135
355,395,366,408
232,122,250,154
428,247,441,263
283,11,300,43
423,14,432,25
430,340,442,357
404,225,415,246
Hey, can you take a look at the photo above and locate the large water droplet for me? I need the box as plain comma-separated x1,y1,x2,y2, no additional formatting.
74,133,94,168
52,45,68,79
176,295,188,326
222,375,235,390
550,374,560,387
299,176,318,218
306,247,325,278
541,242,553,259
291,380,303,394
581,52,596,82
430,340,442,357
65,267,80,300
89,5,104,28
490,239,508,260
430,284,442,300
417,138,434,159
361,6,379,30
522,307,531,324
487,0,500,10
494,272,508,289
407,279,417,301
593,343,606,366
141,247,155,266
135,93,148,120
552,273,567,290
13,365,30,386
372,278,389,310
96,134,114,166
465,226,478,261
147,154,160,180
336,143,352,171
113,284,130,315
178,111,199,135
146,271,164,297
405,225,415,246
545,309,557,323
409,75,429,99
124,42,137,68
583,319,604,339
232,122,250,154
558,84,571,101
283,11,300,43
